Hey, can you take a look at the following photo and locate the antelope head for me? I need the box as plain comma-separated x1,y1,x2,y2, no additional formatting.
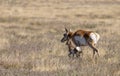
61,28,72,43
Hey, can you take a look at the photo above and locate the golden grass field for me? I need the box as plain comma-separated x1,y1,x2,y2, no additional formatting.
0,0,120,76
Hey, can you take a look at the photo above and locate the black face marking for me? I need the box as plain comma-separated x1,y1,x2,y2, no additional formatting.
61,33,69,42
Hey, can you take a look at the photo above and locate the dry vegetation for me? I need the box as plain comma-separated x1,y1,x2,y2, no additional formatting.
0,0,120,76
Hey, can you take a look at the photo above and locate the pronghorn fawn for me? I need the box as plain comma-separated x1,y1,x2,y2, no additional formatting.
66,38,82,57
61,28,100,58
65,35,83,57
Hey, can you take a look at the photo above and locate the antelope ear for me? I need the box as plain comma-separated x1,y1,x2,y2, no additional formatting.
65,27,68,32
69,29,72,32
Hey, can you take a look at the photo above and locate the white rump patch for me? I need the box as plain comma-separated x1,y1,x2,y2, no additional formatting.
95,33,100,42
75,47,81,52
90,33,100,44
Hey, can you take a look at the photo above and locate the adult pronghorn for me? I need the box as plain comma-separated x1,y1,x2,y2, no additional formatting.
61,28,100,58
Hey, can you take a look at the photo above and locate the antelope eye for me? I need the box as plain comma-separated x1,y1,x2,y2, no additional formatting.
63,34,66,36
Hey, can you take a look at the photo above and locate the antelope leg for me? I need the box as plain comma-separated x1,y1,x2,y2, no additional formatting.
88,42,99,57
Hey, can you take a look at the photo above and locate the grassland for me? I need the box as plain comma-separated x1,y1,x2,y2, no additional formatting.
0,0,120,76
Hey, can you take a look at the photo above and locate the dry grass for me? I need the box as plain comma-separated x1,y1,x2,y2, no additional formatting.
0,0,120,76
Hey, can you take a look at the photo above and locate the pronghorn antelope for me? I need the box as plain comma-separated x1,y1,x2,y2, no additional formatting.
61,28,100,58
65,35,83,57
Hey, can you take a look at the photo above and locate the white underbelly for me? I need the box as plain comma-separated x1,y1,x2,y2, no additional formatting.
74,36,88,46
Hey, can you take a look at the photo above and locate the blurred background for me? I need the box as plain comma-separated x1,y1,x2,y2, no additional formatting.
0,0,120,76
